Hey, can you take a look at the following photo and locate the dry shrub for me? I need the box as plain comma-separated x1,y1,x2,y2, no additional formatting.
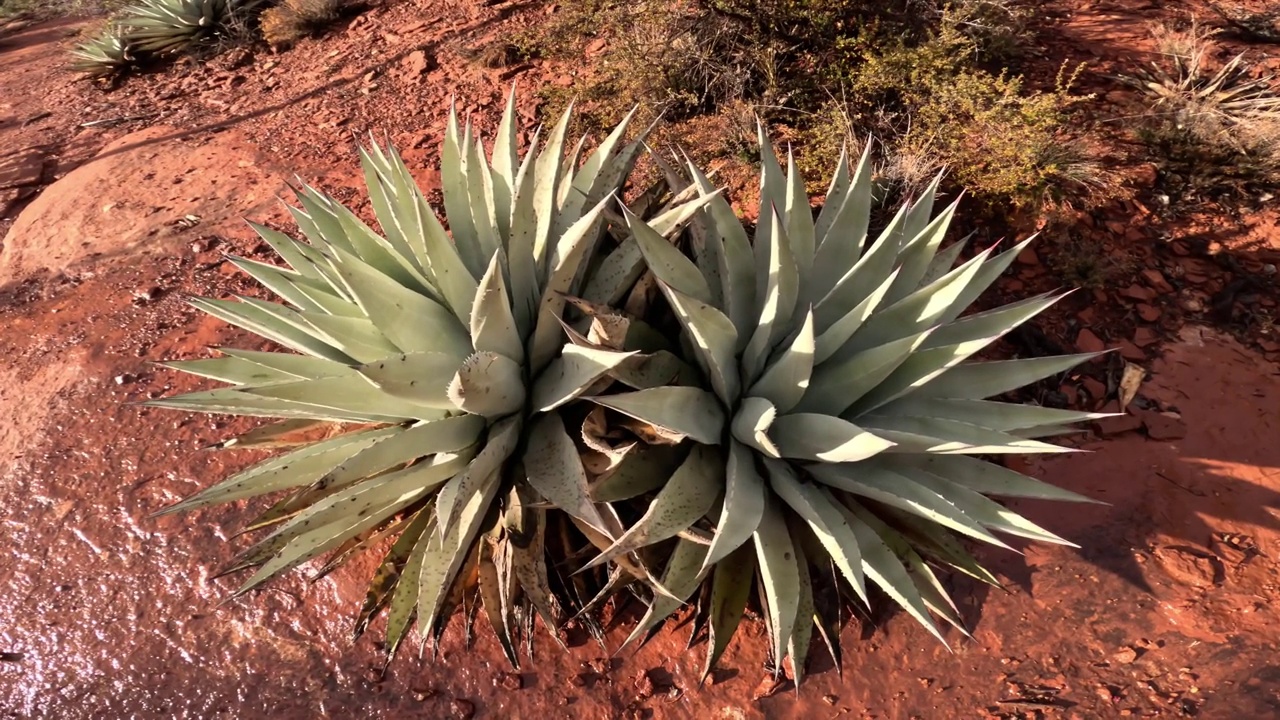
1208,1,1280,43
470,40,526,68
529,0,775,130
261,0,341,48
1045,233,1137,290
919,0,1031,62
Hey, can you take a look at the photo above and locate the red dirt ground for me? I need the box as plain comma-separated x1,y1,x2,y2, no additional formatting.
2,2,1280,718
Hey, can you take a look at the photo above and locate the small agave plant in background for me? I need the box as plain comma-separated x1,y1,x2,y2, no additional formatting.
147,90,1105,681
120,0,266,55
70,25,136,78
71,0,265,75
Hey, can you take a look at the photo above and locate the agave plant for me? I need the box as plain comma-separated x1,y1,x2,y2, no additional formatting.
147,93,715,661
148,89,1106,678
575,130,1105,682
70,25,135,77
119,0,264,54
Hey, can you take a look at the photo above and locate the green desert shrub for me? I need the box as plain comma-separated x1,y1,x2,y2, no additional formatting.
526,0,1115,220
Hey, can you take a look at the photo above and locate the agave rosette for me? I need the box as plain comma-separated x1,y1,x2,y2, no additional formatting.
149,93,709,661
70,26,135,77
580,128,1107,681
120,0,263,54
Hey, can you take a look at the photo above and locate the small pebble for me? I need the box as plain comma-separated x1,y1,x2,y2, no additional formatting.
450,698,475,720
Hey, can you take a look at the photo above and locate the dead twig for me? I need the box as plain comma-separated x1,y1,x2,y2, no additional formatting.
79,113,158,129
21,111,51,127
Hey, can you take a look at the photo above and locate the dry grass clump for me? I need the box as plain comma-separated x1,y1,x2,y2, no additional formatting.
1123,20,1280,197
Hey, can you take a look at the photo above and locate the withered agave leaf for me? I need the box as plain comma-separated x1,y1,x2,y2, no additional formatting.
614,130,1104,681
146,88,669,664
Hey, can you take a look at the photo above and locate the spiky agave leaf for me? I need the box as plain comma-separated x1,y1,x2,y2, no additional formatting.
70,25,136,77
594,132,1110,680
149,88,682,663
119,0,265,54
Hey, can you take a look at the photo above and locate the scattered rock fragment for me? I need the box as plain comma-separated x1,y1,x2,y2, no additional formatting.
1082,376,1107,404
495,672,523,690
0,186,35,217
1138,409,1187,440
0,146,46,190
635,670,656,698
1152,546,1221,587
1096,412,1142,437
1119,341,1145,361
450,698,476,719
1132,327,1159,348
585,37,608,56
1076,328,1106,354
1141,268,1173,293
1120,284,1156,302
402,49,435,80
1061,383,1079,407
1132,163,1158,187
1179,294,1205,313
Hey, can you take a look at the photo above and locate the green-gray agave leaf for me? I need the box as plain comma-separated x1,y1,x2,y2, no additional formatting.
70,25,136,77
119,0,266,55
606,132,1108,680
148,89,667,663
